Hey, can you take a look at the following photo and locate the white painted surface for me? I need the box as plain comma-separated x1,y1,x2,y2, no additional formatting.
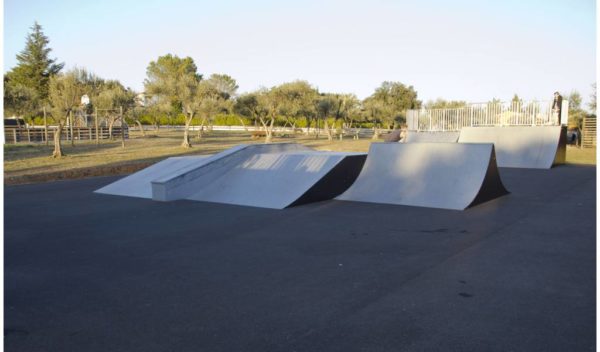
95,143,310,200
336,143,497,210
405,131,460,143
151,143,313,201
96,143,364,209
185,152,364,209
94,156,209,198
458,126,564,169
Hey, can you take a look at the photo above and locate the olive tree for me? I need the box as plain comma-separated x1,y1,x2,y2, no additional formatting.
235,90,277,143
144,54,201,147
95,81,135,139
270,81,318,131
48,69,86,157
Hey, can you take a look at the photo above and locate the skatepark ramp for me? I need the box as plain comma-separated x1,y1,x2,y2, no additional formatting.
405,131,460,143
96,143,366,209
95,156,210,199
336,143,509,210
458,126,566,169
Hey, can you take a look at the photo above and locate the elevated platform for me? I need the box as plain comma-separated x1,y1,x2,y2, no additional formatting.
405,131,460,143
336,142,509,210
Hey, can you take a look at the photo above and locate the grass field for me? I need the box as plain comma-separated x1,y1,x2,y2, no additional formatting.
3,130,596,185
3,130,375,184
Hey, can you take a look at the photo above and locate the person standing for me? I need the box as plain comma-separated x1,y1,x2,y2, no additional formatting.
552,91,563,124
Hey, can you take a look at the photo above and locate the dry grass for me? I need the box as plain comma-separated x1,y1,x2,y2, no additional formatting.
565,145,596,165
4,130,374,184
4,130,596,185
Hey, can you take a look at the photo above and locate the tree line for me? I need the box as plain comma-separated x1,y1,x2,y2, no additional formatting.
4,22,596,156
4,23,422,155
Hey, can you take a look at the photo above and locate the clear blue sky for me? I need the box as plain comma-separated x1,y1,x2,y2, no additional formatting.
4,0,596,106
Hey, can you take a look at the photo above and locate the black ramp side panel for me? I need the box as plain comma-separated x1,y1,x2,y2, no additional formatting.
468,146,510,208
553,126,567,166
289,155,367,207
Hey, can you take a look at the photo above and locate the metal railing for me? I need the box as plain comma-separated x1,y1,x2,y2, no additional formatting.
407,100,566,131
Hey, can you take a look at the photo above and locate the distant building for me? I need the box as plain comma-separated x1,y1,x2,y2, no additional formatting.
135,93,146,107
135,92,159,107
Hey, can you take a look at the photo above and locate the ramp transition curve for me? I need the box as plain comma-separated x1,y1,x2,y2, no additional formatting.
336,142,509,210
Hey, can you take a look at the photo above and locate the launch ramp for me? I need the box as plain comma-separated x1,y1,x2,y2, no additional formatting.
96,143,366,209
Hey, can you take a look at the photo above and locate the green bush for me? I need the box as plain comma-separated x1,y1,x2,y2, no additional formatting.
31,116,45,126
212,114,251,126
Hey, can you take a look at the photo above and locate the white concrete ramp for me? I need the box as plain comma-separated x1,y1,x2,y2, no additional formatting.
94,156,209,198
151,143,312,202
96,143,366,209
405,131,460,143
184,151,366,208
336,143,508,210
458,126,566,169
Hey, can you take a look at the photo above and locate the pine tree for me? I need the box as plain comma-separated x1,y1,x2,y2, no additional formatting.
9,22,64,104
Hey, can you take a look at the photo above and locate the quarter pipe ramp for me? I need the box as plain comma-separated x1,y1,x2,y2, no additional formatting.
336,142,509,210
458,126,566,169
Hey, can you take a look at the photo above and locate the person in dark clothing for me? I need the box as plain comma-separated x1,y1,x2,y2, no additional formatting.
552,91,563,123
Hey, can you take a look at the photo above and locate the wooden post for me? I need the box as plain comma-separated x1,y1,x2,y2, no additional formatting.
69,110,75,146
120,106,125,148
13,129,17,144
44,106,49,145
95,107,99,145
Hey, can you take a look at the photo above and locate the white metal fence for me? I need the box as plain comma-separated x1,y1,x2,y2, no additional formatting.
406,100,569,131
129,125,388,137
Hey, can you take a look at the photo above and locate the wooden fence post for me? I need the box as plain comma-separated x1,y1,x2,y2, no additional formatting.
95,107,99,145
120,106,125,148
69,110,75,146
44,106,49,145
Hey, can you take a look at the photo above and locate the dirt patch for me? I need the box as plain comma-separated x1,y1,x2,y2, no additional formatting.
4,161,156,185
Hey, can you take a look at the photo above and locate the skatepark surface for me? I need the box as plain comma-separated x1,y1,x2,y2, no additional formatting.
5,164,596,351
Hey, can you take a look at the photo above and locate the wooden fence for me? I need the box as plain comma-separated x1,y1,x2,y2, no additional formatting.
582,116,596,148
4,126,129,144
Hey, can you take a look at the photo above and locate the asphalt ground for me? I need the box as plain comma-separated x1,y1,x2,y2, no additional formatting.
4,164,596,351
